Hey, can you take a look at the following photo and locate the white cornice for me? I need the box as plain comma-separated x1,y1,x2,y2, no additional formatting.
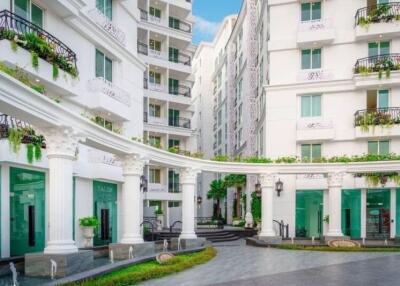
1,74,400,175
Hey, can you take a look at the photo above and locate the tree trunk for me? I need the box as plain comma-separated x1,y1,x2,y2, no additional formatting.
216,198,221,218
236,186,241,218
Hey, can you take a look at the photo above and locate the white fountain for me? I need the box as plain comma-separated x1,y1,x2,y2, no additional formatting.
9,262,18,286
128,246,134,260
177,237,181,251
362,237,366,245
110,250,114,264
311,236,315,245
50,259,57,280
384,239,388,246
163,239,168,252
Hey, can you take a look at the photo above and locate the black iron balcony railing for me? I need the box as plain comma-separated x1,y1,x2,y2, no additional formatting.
143,112,148,123
0,10,77,69
169,52,191,66
0,114,30,139
169,85,191,97
139,9,148,21
169,117,191,129
354,107,400,127
354,54,400,76
137,41,148,55
355,2,400,27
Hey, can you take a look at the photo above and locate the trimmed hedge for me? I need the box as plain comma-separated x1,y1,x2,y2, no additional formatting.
63,247,217,286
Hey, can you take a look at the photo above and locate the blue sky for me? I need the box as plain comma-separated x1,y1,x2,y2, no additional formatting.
193,0,243,45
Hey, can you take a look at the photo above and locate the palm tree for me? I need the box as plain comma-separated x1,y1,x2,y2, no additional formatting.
224,174,246,218
207,179,227,218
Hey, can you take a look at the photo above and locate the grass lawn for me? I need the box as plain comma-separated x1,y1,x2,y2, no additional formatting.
63,247,216,286
278,244,400,252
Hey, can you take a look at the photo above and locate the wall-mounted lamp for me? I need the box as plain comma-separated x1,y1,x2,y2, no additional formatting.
275,179,283,197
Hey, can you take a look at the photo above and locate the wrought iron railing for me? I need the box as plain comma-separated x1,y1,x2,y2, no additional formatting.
169,117,191,129
139,9,148,21
355,2,400,27
169,85,191,97
354,54,400,75
0,114,29,139
354,107,400,127
273,220,289,239
169,52,191,66
137,41,148,55
0,10,77,68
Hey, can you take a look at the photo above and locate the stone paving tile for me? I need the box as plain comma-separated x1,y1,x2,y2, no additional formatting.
140,239,400,286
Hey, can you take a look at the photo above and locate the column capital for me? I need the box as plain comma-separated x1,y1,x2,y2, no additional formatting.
327,172,345,188
259,173,275,188
119,154,147,176
38,126,84,159
179,168,201,185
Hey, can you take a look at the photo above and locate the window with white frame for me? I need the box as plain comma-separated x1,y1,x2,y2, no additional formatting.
301,95,321,117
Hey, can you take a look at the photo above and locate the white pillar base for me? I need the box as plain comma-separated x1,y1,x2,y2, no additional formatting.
44,241,78,254
258,229,277,237
179,232,197,239
326,229,344,237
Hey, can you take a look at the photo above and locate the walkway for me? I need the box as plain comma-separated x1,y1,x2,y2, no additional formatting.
141,240,400,286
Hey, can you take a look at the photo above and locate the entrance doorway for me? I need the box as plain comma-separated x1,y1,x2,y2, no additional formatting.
93,181,117,246
296,190,323,238
10,167,45,256
366,189,391,239
341,190,361,238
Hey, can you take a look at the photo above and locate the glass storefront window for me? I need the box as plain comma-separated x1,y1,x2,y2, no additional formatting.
341,190,361,238
296,190,324,238
366,189,391,239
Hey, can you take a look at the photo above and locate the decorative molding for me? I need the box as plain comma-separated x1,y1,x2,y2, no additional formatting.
259,173,275,188
119,154,147,176
88,8,126,45
328,172,345,187
179,168,200,185
37,127,84,159
87,77,131,106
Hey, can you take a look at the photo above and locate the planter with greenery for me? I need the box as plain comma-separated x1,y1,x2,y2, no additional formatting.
0,29,78,77
356,3,400,28
79,216,99,247
0,61,45,94
64,247,216,286
7,126,45,164
354,172,400,187
354,110,398,132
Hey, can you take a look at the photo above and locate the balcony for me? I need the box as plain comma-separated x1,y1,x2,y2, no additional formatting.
139,9,192,34
297,19,334,48
169,118,191,129
297,69,333,82
353,54,400,89
87,77,131,121
354,107,400,138
0,10,78,93
296,118,335,142
355,3,400,40
143,78,191,103
88,9,125,45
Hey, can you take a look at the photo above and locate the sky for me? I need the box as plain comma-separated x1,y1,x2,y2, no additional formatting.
192,0,243,45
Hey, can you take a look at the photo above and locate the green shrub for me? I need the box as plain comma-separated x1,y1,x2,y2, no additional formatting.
64,247,217,286
79,216,99,227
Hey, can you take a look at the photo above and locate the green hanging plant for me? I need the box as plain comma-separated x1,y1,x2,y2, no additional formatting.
10,40,18,52
26,143,34,164
52,64,59,80
8,128,23,153
31,51,39,70
34,143,42,161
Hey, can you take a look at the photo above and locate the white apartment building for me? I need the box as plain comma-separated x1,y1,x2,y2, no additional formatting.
136,0,196,226
264,0,400,239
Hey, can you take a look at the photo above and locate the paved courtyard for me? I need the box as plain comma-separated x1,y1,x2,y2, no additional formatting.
142,240,400,286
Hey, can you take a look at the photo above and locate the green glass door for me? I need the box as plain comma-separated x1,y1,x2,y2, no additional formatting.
296,190,323,238
168,109,180,127
169,78,179,95
10,167,45,256
341,190,361,238
366,189,391,239
93,181,117,246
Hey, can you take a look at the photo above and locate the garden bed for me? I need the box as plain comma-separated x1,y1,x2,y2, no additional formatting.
278,244,400,252
62,247,216,286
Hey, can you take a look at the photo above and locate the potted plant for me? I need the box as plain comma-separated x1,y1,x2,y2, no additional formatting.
155,208,164,231
79,216,99,247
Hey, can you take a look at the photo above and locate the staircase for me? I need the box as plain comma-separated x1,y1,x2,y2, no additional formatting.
156,230,241,243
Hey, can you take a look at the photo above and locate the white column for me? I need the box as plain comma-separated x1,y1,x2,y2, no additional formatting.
326,172,344,237
43,127,82,254
259,173,276,237
179,168,199,239
361,188,367,239
119,154,146,244
390,188,396,239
